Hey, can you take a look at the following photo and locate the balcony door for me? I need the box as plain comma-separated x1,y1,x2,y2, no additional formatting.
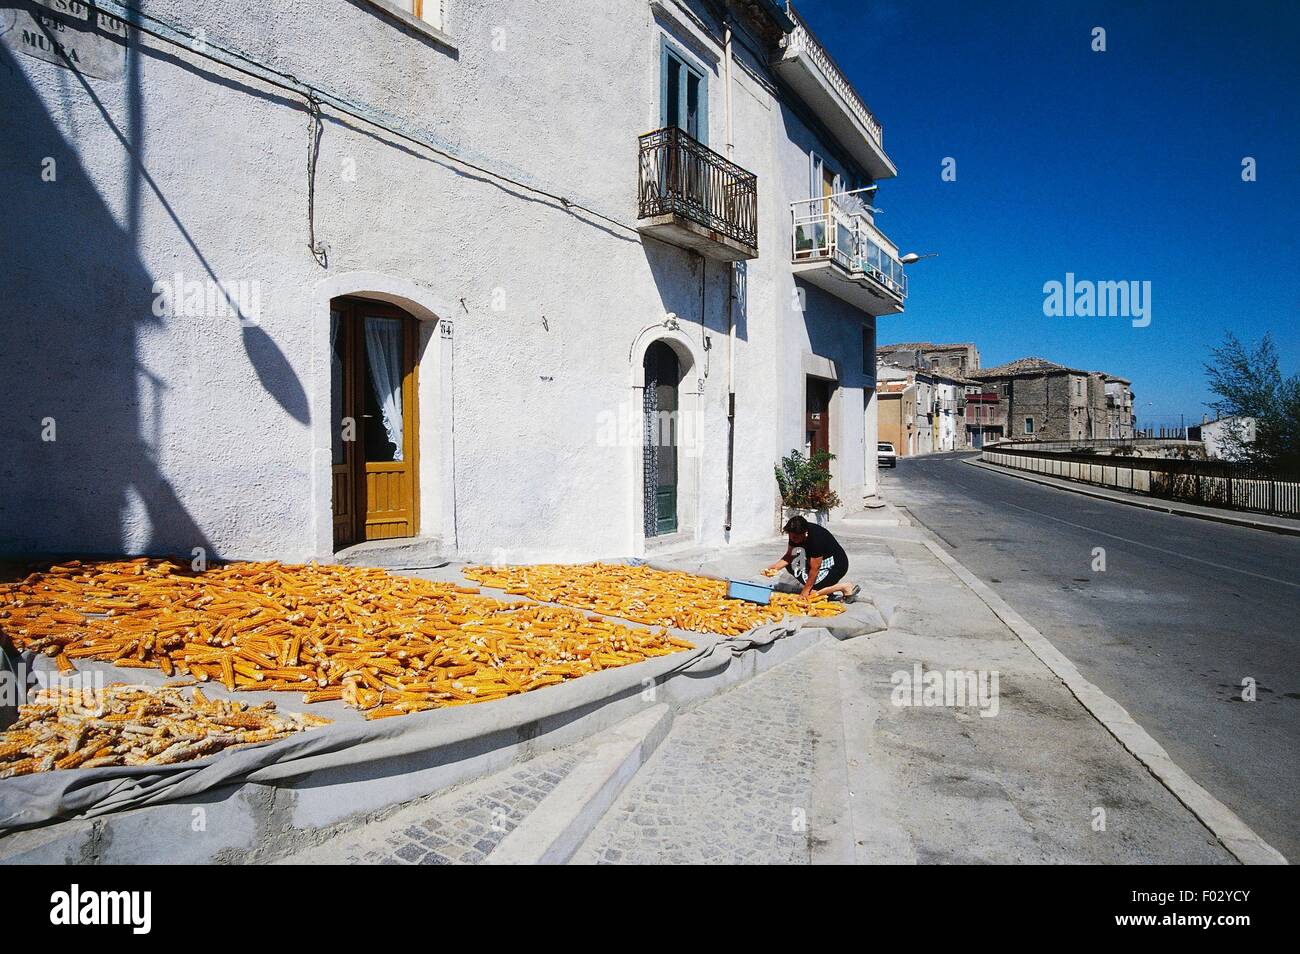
661,40,707,143
331,298,419,549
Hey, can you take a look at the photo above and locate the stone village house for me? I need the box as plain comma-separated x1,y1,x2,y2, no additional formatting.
970,358,1128,443
877,341,979,377
1,0,911,563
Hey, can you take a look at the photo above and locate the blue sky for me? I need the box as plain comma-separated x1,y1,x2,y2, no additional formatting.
797,0,1299,428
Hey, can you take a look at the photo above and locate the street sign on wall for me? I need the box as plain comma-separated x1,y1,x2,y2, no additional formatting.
2,1,130,81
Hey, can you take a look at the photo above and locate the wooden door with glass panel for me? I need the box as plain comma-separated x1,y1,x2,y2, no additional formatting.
806,377,831,459
330,299,419,549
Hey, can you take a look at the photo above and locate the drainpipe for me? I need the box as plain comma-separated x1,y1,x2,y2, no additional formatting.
726,267,736,533
723,19,736,534
724,21,735,160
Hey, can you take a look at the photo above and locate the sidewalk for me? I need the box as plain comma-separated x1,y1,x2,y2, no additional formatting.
279,526,1240,864
574,527,1232,864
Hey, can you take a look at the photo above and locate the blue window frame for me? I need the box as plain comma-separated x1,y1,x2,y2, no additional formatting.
660,38,708,144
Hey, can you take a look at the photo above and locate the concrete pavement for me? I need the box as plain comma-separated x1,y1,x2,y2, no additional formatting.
574,528,1231,864
884,451,1300,861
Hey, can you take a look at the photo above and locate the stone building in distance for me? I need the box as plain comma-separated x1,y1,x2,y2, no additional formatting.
877,341,980,376
970,358,1114,442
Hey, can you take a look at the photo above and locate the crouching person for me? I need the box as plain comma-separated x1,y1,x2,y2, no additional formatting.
762,515,860,602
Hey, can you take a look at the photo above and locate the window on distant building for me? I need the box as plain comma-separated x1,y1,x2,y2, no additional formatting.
1024,417,1035,434
662,40,707,142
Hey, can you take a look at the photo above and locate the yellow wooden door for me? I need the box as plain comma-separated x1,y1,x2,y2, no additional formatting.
331,300,419,548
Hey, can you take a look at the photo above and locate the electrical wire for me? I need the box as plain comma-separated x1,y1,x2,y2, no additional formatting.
87,1,644,240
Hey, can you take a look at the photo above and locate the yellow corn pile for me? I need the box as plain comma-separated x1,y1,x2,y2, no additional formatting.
0,683,330,778
0,560,693,721
462,563,843,637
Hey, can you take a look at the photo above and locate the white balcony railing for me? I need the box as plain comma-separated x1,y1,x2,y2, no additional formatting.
784,3,883,148
790,199,907,301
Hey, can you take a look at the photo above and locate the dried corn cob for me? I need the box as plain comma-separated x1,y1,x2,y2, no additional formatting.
0,683,330,777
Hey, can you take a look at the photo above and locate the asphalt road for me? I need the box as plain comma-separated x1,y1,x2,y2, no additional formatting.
881,451,1300,862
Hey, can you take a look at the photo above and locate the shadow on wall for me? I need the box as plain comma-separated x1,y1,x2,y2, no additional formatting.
641,238,749,344
798,277,872,391
0,30,307,560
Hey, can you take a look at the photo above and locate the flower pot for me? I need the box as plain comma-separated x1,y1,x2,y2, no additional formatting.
782,506,830,527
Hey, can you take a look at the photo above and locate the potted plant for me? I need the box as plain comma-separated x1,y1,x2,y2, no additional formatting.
775,449,842,526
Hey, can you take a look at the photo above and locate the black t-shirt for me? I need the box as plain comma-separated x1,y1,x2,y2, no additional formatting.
801,524,847,569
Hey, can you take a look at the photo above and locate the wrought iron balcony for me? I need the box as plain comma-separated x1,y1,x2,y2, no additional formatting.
637,126,758,261
790,198,906,315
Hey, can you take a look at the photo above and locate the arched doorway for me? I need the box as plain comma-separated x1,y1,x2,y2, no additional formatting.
331,297,420,548
643,341,680,537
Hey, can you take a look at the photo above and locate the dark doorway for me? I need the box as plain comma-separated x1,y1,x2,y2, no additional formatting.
643,341,680,537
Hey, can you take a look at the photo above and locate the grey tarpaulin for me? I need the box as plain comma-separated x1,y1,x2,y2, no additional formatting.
0,620,804,833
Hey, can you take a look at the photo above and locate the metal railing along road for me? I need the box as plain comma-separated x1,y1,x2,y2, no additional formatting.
637,126,758,250
982,443,1300,518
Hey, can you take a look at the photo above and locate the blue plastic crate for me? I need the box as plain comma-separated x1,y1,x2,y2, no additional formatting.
727,579,773,605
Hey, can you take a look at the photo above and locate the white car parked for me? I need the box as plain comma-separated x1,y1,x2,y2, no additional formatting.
878,441,897,468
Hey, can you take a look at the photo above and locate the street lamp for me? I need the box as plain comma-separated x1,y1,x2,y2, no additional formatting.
899,252,939,264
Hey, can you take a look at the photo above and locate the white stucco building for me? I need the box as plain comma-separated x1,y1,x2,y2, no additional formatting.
1192,415,1257,461
934,379,962,451
1,0,909,563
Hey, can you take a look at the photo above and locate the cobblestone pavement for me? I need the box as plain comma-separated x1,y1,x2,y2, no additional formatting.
277,746,581,865
572,650,823,865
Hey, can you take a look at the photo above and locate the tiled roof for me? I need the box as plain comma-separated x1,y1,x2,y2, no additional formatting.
878,341,976,352
973,356,1082,377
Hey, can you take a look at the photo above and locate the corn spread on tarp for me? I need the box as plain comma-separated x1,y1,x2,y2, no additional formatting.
1,559,695,721
462,562,844,636
0,558,827,831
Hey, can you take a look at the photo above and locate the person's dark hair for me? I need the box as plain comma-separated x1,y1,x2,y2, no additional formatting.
783,515,809,535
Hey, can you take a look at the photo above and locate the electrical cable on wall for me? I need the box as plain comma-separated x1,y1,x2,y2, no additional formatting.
86,1,648,245
304,91,327,267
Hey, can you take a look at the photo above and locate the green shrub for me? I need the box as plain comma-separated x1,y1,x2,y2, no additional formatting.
775,449,842,510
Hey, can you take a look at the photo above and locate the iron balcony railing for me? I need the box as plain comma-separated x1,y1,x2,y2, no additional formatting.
790,199,907,299
637,126,758,250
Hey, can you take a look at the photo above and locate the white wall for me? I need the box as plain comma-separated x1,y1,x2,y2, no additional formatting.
0,0,892,561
